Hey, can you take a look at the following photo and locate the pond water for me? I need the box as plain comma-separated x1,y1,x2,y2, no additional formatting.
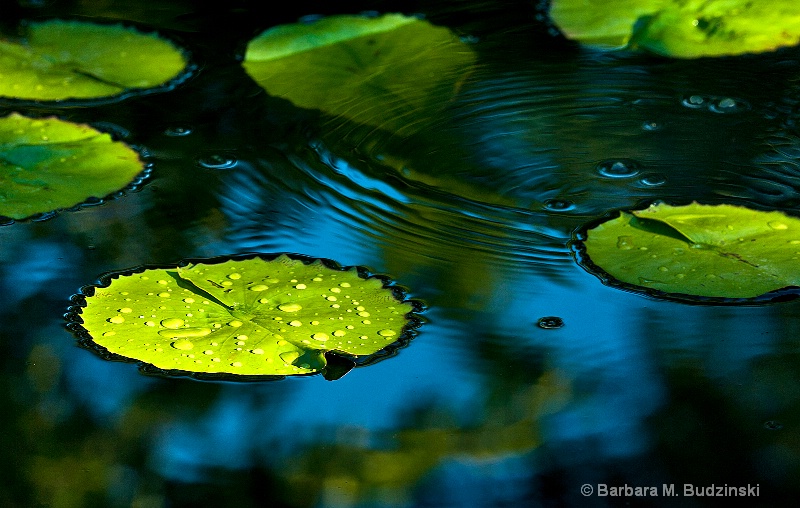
2,0,800,506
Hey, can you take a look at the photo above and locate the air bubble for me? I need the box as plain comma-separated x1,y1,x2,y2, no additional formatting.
597,159,640,178
682,95,708,108
639,173,667,186
278,303,302,312
537,316,564,329
164,126,192,137
544,199,575,211
709,97,749,114
197,154,237,169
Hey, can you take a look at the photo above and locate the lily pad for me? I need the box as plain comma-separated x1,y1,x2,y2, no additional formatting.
0,112,144,220
242,13,476,136
549,0,800,58
72,255,418,378
578,202,800,299
0,20,188,101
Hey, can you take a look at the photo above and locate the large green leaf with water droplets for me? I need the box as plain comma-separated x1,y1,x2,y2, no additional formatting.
581,203,800,298
550,0,800,58
242,13,475,136
0,20,187,101
78,255,415,377
0,113,143,219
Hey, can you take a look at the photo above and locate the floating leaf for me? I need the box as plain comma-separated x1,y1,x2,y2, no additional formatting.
549,0,800,58
73,255,418,378
0,20,188,101
578,202,800,299
0,113,144,220
242,13,475,136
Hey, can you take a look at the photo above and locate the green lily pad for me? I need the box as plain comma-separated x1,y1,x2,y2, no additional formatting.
73,255,418,378
549,0,800,58
0,112,144,220
242,13,475,136
0,20,188,101
579,202,800,299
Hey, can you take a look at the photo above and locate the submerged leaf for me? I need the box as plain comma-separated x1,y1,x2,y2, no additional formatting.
579,203,800,299
242,13,475,136
550,0,800,58
75,255,417,378
0,20,188,101
0,113,144,219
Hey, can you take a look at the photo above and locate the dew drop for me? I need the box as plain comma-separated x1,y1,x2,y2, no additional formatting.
119,307,132,313
326,296,338,302
203,350,214,355
159,327,212,338
161,318,185,329
331,304,340,308
313,277,323,282
228,273,241,280
259,298,269,304
280,351,300,364
295,283,307,289
102,331,116,337
171,339,194,350
378,329,396,337
312,333,329,341
197,154,237,169
108,315,125,324
144,321,155,327
157,280,168,285
231,361,243,367
362,320,372,325
682,94,708,108
183,298,195,303
537,316,564,329
289,320,302,327
330,287,341,293
597,159,640,178
639,173,667,186
228,320,243,327
357,311,370,317
221,281,233,286
278,303,302,312
250,285,268,291
769,221,789,230
340,282,351,288
359,335,368,340
333,330,346,337
251,348,264,355
158,292,171,298
311,320,320,325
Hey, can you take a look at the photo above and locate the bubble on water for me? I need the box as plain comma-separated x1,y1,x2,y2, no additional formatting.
597,159,640,178
639,173,667,187
197,154,237,169
544,199,575,212
161,318,185,329
278,303,302,312
250,285,268,291
709,97,750,114
682,94,709,108
537,316,564,329
280,351,300,364
164,125,192,137
108,315,125,324
171,339,194,350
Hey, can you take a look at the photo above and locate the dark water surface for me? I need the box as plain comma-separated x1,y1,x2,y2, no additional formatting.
3,1,800,506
